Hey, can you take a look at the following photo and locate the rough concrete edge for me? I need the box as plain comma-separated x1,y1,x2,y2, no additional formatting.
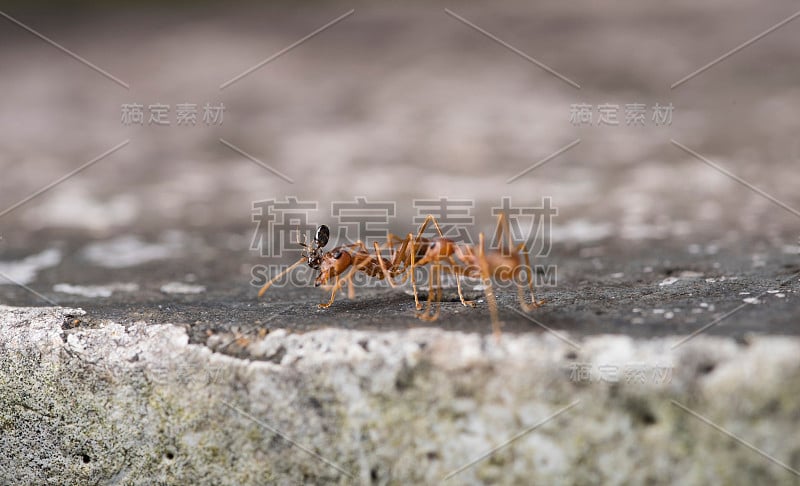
2,305,800,485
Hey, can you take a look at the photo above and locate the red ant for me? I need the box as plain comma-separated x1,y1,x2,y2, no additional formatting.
257,214,544,335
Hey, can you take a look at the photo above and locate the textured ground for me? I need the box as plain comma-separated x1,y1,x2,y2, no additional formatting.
0,232,798,360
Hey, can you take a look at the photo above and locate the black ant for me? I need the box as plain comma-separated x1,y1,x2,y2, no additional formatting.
299,224,330,271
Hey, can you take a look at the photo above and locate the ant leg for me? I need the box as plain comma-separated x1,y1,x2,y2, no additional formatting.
389,233,417,285
389,233,411,270
320,265,361,307
382,233,398,267
374,242,398,288
258,257,305,298
491,212,515,256
515,242,545,310
319,275,341,309
410,233,422,310
428,263,444,321
478,233,502,338
448,258,476,307
417,261,434,319
418,263,442,321
386,232,405,255
347,268,357,299
414,214,446,240
386,232,414,268
417,262,435,319
410,214,445,265
523,249,544,309
433,263,443,320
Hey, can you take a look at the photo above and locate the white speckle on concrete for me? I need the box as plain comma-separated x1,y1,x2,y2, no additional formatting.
653,309,665,314
659,277,679,286
776,293,786,298
782,244,800,255
81,235,180,268
751,254,766,268
550,220,613,243
53,283,139,298
23,187,139,231
743,297,761,304
160,282,206,294
678,271,704,278
0,248,62,285
609,272,625,279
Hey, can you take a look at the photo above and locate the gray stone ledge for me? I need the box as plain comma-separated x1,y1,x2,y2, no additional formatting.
1,305,799,485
